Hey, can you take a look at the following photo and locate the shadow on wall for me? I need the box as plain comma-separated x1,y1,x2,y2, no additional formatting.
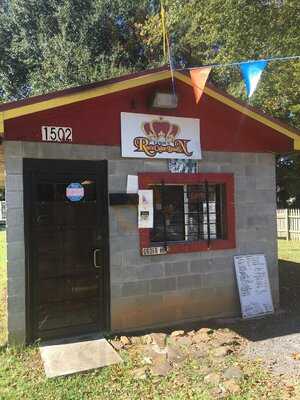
221,258,300,342
279,259,300,311
209,258,300,342
118,258,300,343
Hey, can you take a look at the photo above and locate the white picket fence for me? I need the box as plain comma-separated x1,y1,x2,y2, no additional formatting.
0,201,6,225
277,209,300,240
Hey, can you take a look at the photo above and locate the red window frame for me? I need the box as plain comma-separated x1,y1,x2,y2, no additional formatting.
138,172,236,254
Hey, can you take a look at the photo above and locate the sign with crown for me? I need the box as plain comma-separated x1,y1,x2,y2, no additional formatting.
121,112,201,159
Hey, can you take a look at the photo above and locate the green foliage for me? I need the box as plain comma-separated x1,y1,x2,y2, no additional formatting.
0,343,285,400
1,0,300,205
0,0,153,99
277,153,300,207
0,234,299,397
1,0,299,127
140,0,300,128
138,0,300,207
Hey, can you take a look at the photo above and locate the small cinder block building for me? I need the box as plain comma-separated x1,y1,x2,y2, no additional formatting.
1,67,299,344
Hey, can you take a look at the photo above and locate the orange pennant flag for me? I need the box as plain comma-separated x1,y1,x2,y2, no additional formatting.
190,67,211,104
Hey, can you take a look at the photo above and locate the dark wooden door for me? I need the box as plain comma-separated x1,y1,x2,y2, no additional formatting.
24,159,109,342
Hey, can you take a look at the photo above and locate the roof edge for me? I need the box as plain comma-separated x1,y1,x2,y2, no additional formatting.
174,71,300,147
0,69,173,134
0,68,299,151
0,113,3,134
0,66,170,112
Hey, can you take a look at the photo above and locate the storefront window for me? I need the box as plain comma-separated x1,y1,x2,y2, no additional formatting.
138,172,235,254
150,183,227,244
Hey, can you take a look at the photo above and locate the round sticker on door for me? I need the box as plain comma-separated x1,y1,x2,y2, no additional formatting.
66,182,84,202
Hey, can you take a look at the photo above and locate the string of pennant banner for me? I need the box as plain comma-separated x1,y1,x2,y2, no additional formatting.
184,55,300,70
185,56,300,101
160,1,300,101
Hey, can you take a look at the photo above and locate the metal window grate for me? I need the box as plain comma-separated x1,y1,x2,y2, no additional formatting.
150,182,227,247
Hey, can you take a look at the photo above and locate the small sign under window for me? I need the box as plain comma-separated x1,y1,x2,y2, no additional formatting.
142,246,168,256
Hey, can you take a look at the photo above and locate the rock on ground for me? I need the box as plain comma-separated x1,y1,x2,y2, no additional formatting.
204,372,221,385
166,344,187,365
223,366,243,380
151,360,172,376
131,367,148,380
150,333,167,349
211,346,232,358
222,379,241,394
170,330,185,337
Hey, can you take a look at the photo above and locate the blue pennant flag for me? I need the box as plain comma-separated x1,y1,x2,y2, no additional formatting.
240,60,268,97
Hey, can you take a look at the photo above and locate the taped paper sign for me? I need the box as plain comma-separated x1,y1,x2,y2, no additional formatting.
168,159,198,173
234,254,274,319
138,190,153,228
127,175,138,194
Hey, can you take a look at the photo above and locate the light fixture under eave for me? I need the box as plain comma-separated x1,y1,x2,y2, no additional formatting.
151,92,178,109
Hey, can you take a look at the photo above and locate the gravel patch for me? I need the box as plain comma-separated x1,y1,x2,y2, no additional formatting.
239,312,300,376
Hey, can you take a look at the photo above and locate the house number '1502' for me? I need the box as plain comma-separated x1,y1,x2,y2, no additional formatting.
41,126,73,142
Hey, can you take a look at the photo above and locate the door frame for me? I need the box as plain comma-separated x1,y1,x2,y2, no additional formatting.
23,158,110,343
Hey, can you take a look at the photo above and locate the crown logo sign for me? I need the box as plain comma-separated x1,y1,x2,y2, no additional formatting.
142,119,180,145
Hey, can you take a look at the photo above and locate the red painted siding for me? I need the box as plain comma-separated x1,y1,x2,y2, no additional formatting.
4,79,293,153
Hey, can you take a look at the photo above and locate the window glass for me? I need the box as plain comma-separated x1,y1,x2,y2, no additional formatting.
81,180,96,201
151,185,185,242
151,183,226,244
37,183,55,202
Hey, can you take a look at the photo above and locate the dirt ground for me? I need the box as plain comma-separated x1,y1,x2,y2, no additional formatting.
111,248,300,379
238,257,300,376
2,238,300,398
99,250,300,399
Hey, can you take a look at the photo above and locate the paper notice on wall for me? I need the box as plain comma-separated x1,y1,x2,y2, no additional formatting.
138,190,153,228
234,254,274,319
127,175,138,194
168,159,198,173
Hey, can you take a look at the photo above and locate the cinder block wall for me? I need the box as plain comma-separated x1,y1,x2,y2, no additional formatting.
4,141,278,343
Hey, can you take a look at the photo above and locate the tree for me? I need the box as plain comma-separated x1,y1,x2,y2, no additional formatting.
277,154,300,208
0,0,153,99
1,0,299,127
139,0,300,208
139,0,300,128
1,0,300,206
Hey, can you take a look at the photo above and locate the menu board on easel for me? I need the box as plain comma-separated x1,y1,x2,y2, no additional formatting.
234,254,274,319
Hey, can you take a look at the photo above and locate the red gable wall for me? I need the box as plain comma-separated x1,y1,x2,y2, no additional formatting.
4,78,293,153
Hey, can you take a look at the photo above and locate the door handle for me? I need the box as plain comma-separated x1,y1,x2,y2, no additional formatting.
93,249,102,269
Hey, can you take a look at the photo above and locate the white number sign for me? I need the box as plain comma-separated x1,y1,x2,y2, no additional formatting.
142,247,168,256
41,126,73,142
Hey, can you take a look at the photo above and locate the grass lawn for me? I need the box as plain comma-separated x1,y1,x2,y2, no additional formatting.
0,229,7,345
278,239,300,311
278,239,300,263
0,235,299,399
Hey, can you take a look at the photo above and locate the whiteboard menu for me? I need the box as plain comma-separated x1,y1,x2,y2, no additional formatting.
234,254,274,319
